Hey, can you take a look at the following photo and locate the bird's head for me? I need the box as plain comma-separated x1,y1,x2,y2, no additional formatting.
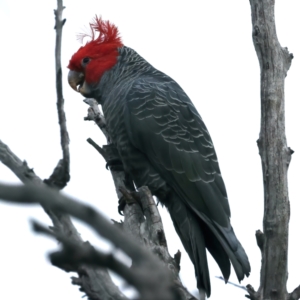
67,16,123,97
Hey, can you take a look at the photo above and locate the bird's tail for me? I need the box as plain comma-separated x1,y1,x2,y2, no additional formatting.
198,212,251,283
165,194,211,297
165,193,250,298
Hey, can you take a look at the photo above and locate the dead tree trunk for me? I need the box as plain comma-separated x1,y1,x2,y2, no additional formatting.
246,1,297,300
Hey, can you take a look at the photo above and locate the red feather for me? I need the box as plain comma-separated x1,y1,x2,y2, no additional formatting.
68,16,123,84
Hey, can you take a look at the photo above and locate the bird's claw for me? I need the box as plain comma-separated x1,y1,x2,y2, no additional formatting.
118,196,126,215
118,188,143,215
106,158,124,171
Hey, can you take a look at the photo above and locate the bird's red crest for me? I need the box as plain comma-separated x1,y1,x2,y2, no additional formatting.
68,16,123,84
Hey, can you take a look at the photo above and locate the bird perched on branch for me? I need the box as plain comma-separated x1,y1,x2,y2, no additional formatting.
68,17,250,297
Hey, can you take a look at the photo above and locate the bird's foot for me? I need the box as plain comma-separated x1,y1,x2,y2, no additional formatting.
106,158,124,171
118,197,126,215
118,187,142,215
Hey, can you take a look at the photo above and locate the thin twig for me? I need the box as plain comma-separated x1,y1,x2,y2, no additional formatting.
45,0,70,188
87,138,107,160
55,0,69,166
84,98,109,140
215,276,247,291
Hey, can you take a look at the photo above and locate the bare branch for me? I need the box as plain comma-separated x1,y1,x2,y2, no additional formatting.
0,139,125,300
45,0,70,188
87,138,107,160
84,98,110,141
0,183,179,300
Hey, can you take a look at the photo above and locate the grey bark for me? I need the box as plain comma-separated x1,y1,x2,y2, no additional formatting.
45,0,70,189
0,139,127,300
0,183,180,300
247,1,298,300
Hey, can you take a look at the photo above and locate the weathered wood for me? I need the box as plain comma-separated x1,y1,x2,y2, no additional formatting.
45,0,70,188
0,183,179,300
0,139,127,300
247,1,294,299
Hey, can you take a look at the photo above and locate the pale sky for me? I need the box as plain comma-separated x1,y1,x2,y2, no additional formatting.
0,1,299,299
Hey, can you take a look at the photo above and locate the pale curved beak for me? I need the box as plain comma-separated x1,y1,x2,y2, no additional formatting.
68,70,85,92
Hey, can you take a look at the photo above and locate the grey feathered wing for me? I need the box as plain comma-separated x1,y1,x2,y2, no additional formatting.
124,75,250,295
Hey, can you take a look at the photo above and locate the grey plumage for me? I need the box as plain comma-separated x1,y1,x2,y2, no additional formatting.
95,46,250,297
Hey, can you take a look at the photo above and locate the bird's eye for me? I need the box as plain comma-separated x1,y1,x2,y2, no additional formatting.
82,57,90,65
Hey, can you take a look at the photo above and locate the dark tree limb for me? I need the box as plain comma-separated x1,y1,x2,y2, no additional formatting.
84,98,197,300
0,183,180,300
247,1,295,299
0,139,126,300
45,0,70,188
